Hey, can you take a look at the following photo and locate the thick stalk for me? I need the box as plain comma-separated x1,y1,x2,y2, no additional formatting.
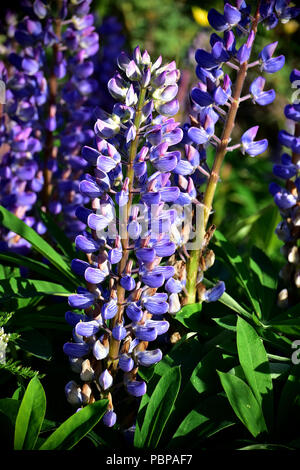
184,7,261,304
108,86,147,365
42,1,62,208
184,64,249,304
292,123,300,165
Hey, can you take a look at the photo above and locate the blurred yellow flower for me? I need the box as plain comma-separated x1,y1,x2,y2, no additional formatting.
192,7,209,27
283,20,299,35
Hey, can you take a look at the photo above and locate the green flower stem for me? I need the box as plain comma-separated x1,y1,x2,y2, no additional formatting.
108,86,147,366
184,5,261,305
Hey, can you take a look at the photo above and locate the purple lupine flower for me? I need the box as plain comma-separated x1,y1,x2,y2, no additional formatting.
200,281,226,303
278,130,300,153
126,302,143,322
241,126,268,156
187,117,215,145
93,339,109,361
63,342,90,358
165,277,183,294
99,369,113,390
269,183,297,210
136,349,163,366
65,381,83,406
126,379,147,397
259,42,285,74
273,154,298,180
75,320,101,338
112,323,127,341
250,76,276,106
103,410,117,428
119,354,135,372
68,288,97,309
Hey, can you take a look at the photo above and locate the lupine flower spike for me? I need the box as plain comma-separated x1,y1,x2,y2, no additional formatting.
64,46,185,425
270,69,300,308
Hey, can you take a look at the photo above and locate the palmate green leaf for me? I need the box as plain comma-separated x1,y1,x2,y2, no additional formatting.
0,263,19,280
276,365,300,434
0,205,78,287
14,376,46,450
9,301,70,331
268,304,300,337
136,335,202,447
0,252,58,281
16,329,53,360
249,247,277,321
213,231,261,317
212,314,237,332
190,348,223,396
134,366,181,449
85,425,127,449
175,303,202,330
259,320,292,347
39,399,108,450
236,317,273,431
217,370,267,438
238,443,294,450
226,204,281,258
167,394,235,449
0,398,21,448
0,398,20,427
37,208,76,260
12,386,25,401
161,348,227,446
231,362,289,382
202,329,237,357
0,277,71,301
269,318,300,337
175,290,252,334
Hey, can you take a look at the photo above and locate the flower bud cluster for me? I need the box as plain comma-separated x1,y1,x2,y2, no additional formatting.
270,69,300,306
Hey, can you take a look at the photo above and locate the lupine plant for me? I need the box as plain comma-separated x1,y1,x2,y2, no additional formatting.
0,0,300,453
